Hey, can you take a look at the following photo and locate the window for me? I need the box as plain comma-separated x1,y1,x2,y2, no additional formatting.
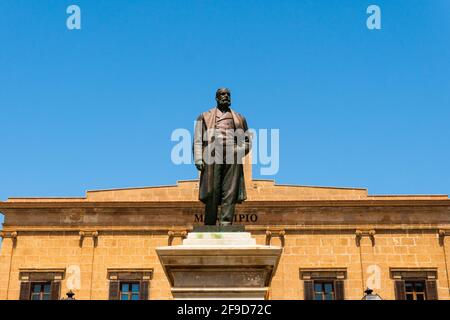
300,268,346,300
405,280,426,300
19,269,65,300
31,282,52,300
314,281,335,300
390,268,438,300
120,282,140,301
107,269,153,301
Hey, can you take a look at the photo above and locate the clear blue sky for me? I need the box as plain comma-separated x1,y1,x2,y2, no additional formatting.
1,0,449,228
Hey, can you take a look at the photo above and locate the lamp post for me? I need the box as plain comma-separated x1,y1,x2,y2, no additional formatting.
362,288,382,300
62,290,76,300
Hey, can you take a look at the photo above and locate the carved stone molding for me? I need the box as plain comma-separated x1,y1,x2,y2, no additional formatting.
168,230,188,246
390,268,437,280
19,268,66,281
79,230,99,247
0,231,17,239
265,228,285,247
438,229,450,246
0,231,18,246
355,229,376,247
300,268,347,280
107,268,154,281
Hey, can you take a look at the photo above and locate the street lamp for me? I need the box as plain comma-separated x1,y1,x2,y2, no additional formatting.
62,290,76,300
362,288,382,300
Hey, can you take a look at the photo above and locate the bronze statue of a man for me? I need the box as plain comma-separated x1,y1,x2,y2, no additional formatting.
193,88,251,225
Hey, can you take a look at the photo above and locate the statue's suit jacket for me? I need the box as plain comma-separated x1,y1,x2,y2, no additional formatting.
193,107,251,204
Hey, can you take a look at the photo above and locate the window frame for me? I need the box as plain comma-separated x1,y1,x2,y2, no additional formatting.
390,268,438,300
313,280,335,301
404,279,427,301
300,268,347,301
119,281,141,301
19,269,65,301
107,268,153,301
30,281,52,300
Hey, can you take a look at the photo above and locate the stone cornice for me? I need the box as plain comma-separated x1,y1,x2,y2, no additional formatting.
1,199,449,209
3,225,450,233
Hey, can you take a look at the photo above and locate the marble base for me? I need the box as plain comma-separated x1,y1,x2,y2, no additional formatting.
192,225,245,233
156,232,282,300
182,232,257,246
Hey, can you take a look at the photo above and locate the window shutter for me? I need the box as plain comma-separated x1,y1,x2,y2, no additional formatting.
304,280,314,300
19,282,31,300
334,280,345,300
394,280,406,300
109,280,120,300
50,281,61,300
140,281,149,300
425,280,438,300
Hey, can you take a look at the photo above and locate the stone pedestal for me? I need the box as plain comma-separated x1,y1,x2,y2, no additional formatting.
156,232,282,300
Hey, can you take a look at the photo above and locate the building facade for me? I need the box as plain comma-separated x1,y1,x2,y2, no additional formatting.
1,162,450,300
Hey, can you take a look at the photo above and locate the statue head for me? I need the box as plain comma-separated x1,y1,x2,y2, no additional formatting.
215,88,231,108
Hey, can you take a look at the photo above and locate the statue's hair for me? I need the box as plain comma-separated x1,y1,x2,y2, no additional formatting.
216,88,231,97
